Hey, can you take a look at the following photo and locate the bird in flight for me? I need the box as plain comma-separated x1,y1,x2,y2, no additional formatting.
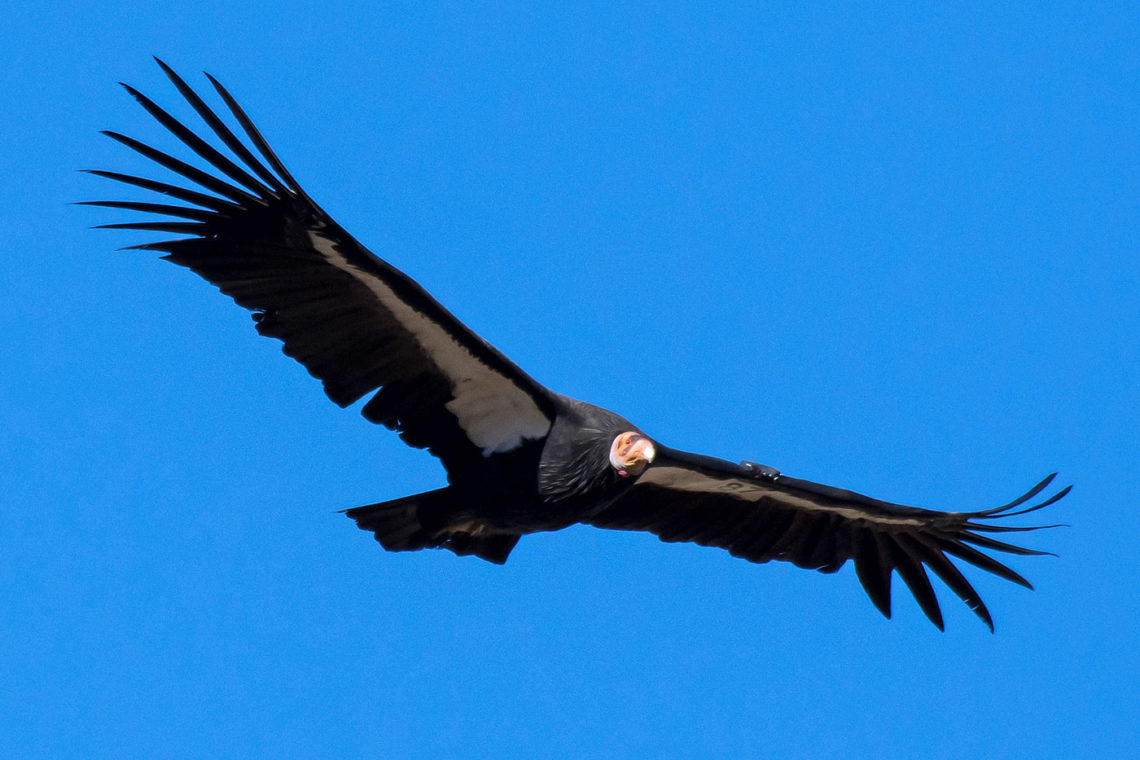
88,60,1068,631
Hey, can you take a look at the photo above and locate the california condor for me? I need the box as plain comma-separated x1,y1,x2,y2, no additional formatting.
87,60,1068,630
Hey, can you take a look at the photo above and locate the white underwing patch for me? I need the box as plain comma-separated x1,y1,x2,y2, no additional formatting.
309,230,551,453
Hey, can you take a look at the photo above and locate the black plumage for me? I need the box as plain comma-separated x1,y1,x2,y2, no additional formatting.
89,60,1069,630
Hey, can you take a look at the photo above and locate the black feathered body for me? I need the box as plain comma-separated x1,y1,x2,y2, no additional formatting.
419,395,641,535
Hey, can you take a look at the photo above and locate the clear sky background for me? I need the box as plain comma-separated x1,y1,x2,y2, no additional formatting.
3,3,1138,758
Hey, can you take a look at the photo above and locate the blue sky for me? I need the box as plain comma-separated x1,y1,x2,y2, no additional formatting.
2,2,1138,758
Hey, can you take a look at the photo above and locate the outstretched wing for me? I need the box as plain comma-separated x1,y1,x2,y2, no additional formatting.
85,60,556,470
588,445,1068,630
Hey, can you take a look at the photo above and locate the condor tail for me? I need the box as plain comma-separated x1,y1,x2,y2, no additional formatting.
342,487,520,565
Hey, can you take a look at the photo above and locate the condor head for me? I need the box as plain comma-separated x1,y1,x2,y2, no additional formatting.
609,432,656,478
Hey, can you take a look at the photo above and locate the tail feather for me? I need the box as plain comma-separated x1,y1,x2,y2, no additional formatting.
342,487,520,564
343,488,448,552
